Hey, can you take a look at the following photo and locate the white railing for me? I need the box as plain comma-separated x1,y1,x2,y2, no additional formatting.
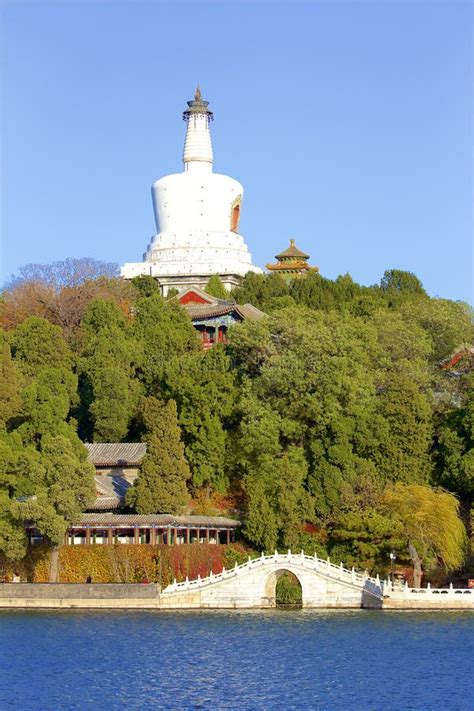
161,550,383,596
382,580,474,601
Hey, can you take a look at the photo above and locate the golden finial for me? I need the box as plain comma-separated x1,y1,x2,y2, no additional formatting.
290,238,295,247
195,84,202,102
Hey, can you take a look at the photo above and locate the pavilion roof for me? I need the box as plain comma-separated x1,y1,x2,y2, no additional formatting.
85,443,147,467
275,239,310,260
266,262,313,271
88,472,137,511
176,285,231,306
73,513,240,528
185,302,265,321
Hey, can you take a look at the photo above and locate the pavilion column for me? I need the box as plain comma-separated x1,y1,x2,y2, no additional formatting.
226,529,230,545
186,528,190,545
151,527,156,546
206,528,210,544
167,527,171,545
85,528,91,545
134,528,139,545
107,529,113,545
63,532,69,546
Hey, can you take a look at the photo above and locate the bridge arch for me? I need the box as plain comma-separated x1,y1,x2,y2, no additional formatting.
262,568,305,608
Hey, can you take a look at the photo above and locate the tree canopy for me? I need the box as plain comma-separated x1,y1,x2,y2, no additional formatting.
0,265,472,579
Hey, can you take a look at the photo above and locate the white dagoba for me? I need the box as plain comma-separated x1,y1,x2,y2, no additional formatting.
121,87,261,293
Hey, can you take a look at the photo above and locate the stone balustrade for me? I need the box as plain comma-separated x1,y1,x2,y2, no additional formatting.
382,579,474,608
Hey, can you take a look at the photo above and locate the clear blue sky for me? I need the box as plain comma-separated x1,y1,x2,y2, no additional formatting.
1,1,472,302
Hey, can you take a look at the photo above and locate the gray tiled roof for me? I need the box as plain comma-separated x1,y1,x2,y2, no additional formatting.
73,513,239,528
89,496,121,511
88,473,137,511
237,304,266,320
185,303,265,321
85,443,147,466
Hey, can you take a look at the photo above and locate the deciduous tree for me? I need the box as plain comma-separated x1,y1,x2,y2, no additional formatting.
383,483,467,586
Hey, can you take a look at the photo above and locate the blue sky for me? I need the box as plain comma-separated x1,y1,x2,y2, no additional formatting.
1,1,472,302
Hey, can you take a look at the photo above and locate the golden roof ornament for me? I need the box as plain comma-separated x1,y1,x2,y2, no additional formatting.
183,85,213,121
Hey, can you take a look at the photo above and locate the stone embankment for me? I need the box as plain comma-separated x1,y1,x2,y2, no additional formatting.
0,552,472,610
0,583,161,609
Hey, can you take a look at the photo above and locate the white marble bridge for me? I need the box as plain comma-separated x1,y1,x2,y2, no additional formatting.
160,551,384,609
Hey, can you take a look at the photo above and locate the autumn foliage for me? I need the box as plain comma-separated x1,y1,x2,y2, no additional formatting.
0,544,249,584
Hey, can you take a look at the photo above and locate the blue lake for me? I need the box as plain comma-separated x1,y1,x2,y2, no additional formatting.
0,609,472,710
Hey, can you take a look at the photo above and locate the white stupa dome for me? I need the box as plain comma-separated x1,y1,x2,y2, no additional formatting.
121,87,261,292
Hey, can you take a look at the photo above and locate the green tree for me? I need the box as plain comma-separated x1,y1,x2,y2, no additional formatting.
132,293,198,393
205,275,228,300
78,299,141,441
328,508,402,572
400,298,474,363
163,347,237,491
126,397,190,514
380,269,426,297
0,430,95,556
383,483,467,586
131,275,161,298
10,317,74,382
0,491,28,560
435,376,474,503
235,394,310,550
375,374,433,484
233,272,288,309
0,338,22,428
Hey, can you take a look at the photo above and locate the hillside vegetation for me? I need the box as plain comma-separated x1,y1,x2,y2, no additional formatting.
1,260,473,583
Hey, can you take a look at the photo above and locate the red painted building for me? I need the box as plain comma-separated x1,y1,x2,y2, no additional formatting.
176,287,265,349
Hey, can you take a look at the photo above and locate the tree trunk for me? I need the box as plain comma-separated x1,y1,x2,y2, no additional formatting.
408,543,422,588
49,546,59,583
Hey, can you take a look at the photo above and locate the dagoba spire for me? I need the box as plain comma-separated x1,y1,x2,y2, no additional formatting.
182,85,214,169
121,87,262,292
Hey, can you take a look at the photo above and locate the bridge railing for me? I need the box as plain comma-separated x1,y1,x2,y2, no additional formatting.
382,580,474,601
161,551,383,595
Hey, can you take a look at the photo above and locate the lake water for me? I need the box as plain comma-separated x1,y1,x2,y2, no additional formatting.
0,610,472,710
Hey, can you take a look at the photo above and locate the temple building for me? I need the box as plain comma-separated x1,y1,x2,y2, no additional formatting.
177,286,265,349
121,87,261,294
266,239,318,280
27,443,239,546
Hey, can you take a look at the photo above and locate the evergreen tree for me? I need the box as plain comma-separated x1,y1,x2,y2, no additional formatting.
328,508,403,573
10,317,73,381
435,374,474,502
126,397,190,514
0,491,28,560
0,338,22,428
205,275,228,300
78,298,142,441
380,269,426,297
132,293,198,393
131,275,161,298
163,347,237,491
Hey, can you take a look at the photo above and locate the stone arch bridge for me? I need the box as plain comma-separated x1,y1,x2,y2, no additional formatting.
160,552,383,609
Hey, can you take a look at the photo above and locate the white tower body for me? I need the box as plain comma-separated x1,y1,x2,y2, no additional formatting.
121,88,261,293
